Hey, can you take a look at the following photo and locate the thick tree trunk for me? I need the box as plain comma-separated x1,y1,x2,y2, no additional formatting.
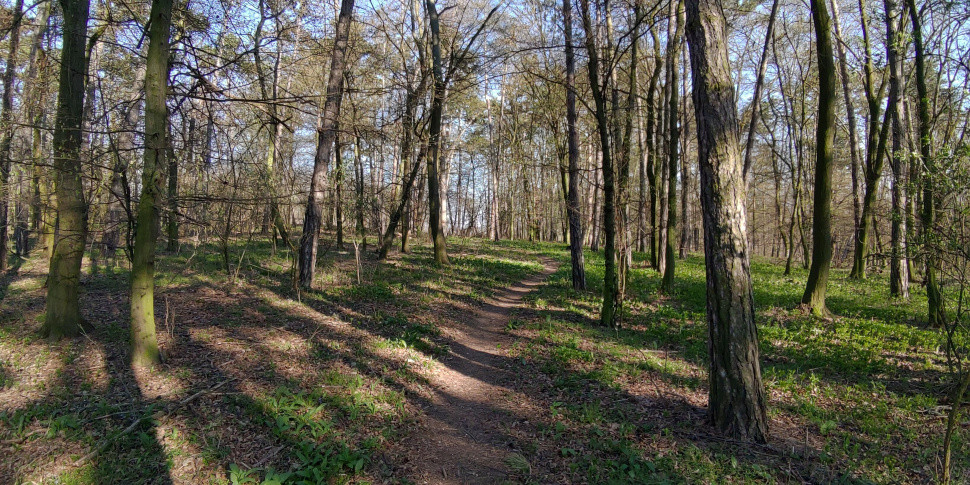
801,0,838,316
685,0,768,442
298,0,354,288
563,0,586,290
42,0,92,339
130,0,174,367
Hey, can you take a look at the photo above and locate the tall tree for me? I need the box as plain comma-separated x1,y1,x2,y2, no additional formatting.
578,0,619,327
298,0,355,289
884,0,908,298
41,0,92,339
801,0,838,316
904,0,942,327
741,0,780,180
425,0,449,265
684,0,768,441
849,0,891,280
661,1,682,293
130,0,176,366
563,0,586,290
0,0,24,271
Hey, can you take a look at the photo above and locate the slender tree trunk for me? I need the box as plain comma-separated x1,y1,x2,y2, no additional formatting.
354,130,366,250
564,0,586,290
884,0,908,298
850,0,890,280
42,0,91,339
129,0,174,366
298,0,354,288
662,3,682,293
741,0,780,180
801,0,838,316
830,0,863,245
579,0,618,326
335,124,345,248
166,118,186,252
685,0,768,442
904,0,943,327
0,0,25,271
425,0,449,265
646,31,662,269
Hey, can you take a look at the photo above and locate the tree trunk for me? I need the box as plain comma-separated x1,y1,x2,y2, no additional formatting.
904,0,943,326
662,3,682,293
42,0,91,339
741,0,780,180
564,0,586,290
830,0,863,249
335,124,345,248
130,0,175,366
579,0,618,326
166,117,186,252
0,0,24,271
425,0,449,265
801,0,838,316
298,0,355,288
884,0,908,298
685,0,768,442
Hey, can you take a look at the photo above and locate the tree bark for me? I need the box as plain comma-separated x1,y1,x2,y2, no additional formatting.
298,0,355,288
578,0,619,327
0,0,25,271
130,0,175,367
425,0,449,265
563,0,586,290
662,2,682,293
801,0,838,316
904,0,943,327
685,0,768,442
884,0,908,299
42,0,92,339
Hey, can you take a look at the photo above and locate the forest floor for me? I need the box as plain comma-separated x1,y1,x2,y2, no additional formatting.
0,235,967,484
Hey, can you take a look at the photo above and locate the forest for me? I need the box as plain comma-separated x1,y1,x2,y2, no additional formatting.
0,0,969,482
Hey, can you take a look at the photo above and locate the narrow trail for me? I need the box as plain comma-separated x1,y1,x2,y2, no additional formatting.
400,258,559,484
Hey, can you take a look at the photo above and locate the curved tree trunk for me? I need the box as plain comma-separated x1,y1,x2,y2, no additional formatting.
298,0,355,288
801,0,838,316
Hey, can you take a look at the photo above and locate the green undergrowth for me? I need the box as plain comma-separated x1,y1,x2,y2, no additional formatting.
509,248,966,484
0,234,547,484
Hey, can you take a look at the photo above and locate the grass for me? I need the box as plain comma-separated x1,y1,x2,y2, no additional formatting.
0,234,965,483
0,234,547,483
506,246,966,483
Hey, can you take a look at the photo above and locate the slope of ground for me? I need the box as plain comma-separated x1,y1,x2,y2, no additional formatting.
0,236,966,484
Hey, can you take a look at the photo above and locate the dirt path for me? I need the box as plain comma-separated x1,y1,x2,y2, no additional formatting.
399,259,559,484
